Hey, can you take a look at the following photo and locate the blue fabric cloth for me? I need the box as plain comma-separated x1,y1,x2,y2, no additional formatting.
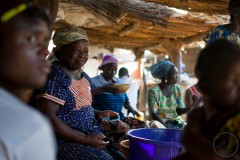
204,25,240,45
150,60,174,79
32,64,113,160
91,74,129,120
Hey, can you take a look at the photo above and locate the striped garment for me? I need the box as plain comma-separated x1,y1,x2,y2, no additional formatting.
69,79,92,110
91,74,128,120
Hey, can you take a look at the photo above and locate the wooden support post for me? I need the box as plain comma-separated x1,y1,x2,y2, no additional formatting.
133,50,147,112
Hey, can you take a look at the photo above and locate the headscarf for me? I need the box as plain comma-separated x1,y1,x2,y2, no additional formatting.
150,60,174,79
48,26,88,62
53,26,88,48
99,54,119,69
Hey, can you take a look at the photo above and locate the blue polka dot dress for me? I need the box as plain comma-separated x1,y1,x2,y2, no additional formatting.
33,64,113,160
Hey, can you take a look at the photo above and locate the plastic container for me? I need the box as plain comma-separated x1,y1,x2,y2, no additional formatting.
127,128,183,160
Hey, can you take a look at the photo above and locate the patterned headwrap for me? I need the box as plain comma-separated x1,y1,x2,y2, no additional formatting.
48,26,89,62
99,54,119,69
53,26,88,48
150,60,174,79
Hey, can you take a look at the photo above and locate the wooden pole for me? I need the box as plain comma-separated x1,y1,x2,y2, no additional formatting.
133,50,147,113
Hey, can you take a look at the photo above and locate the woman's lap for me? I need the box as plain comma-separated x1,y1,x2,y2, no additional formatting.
57,140,114,160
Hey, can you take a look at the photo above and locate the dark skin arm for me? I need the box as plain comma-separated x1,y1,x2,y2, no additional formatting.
150,112,167,127
177,94,200,115
38,99,108,148
95,109,119,121
176,107,190,115
184,88,193,108
91,84,118,96
124,100,140,117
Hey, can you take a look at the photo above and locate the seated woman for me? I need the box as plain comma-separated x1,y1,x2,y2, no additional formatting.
91,54,145,144
31,26,124,160
147,60,189,129
91,54,140,120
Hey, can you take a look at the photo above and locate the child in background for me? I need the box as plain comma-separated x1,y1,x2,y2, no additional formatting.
184,65,203,108
177,39,240,160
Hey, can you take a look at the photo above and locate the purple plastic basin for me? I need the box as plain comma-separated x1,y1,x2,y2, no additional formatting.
127,128,183,160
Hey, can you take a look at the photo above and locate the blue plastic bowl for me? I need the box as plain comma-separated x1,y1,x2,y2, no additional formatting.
127,128,183,160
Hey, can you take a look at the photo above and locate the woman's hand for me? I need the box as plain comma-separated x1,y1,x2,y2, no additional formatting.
127,105,140,118
98,110,119,121
85,134,109,149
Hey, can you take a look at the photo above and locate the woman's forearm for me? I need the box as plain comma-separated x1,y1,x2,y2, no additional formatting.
91,87,104,96
49,116,89,144
176,107,190,115
150,113,167,127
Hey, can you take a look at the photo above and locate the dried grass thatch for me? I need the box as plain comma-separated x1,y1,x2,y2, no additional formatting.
62,0,122,25
63,0,178,26
144,0,229,15
120,0,176,26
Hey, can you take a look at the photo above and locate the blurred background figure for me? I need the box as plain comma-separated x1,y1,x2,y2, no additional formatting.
180,63,190,83
0,1,56,160
184,65,203,108
118,67,139,117
177,39,240,160
204,0,240,45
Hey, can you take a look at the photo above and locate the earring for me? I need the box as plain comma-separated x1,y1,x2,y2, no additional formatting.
164,79,168,83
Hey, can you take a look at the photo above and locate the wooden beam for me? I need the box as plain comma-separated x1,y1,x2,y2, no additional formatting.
136,43,163,52
119,22,140,37
143,0,229,15
182,31,209,44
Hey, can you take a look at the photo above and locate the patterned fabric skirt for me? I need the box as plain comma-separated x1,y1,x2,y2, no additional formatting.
57,139,114,160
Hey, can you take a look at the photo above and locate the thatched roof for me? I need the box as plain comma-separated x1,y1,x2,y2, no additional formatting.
39,0,230,55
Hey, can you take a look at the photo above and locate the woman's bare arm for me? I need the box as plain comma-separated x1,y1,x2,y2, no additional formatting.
38,99,108,148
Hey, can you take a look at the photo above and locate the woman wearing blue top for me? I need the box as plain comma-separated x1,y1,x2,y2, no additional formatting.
91,54,140,120
91,54,145,146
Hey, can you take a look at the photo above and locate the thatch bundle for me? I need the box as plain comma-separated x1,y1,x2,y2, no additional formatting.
63,0,177,26
62,0,122,25
120,0,175,26
144,0,229,15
